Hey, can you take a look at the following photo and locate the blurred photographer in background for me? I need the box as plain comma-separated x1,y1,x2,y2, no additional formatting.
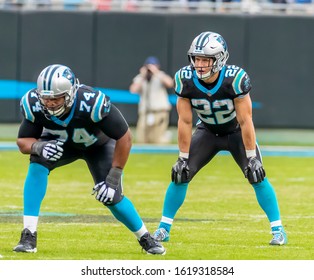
129,56,174,144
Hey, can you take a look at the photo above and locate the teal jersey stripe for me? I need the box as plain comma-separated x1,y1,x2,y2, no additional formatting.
232,69,245,95
192,66,226,95
91,92,106,122
210,66,226,94
50,98,77,127
174,71,183,94
21,92,35,122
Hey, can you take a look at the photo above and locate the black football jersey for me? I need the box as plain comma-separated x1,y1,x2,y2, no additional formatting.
174,64,252,135
19,84,127,150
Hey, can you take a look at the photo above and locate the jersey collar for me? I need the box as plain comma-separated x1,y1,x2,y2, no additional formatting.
50,98,77,127
193,66,226,95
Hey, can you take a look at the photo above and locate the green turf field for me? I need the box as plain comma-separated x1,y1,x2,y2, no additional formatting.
0,151,313,260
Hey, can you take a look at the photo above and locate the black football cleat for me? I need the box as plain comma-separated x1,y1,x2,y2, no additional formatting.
13,228,37,253
138,232,166,255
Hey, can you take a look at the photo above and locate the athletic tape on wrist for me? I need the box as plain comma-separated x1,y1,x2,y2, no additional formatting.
179,151,189,159
246,149,256,158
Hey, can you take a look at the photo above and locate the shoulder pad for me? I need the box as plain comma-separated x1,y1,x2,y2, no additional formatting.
76,86,111,123
91,90,111,122
174,65,193,95
20,89,42,122
225,65,252,96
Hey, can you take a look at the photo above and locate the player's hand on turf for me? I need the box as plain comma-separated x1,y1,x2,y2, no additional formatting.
244,157,266,184
171,157,190,184
31,140,64,161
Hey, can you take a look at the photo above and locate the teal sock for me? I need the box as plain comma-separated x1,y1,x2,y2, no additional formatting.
159,182,188,233
107,196,143,232
252,178,281,223
24,163,49,216
159,222,171,233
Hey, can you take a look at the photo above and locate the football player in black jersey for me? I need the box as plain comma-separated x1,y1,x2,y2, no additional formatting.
153,32,287,246
13,64,165,255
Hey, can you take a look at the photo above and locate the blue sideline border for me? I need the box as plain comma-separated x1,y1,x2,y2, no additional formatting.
0,80,262,108
0,80,175,104
1,142,314,157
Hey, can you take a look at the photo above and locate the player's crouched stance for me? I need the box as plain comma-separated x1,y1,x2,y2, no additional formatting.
13,64,165,255
153,31,287,246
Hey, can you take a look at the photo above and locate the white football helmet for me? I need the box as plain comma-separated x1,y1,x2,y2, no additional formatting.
36,64,79,118
188,31,229,80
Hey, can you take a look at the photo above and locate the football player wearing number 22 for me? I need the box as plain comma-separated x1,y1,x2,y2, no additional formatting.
13,64,165,255
153,32,287,246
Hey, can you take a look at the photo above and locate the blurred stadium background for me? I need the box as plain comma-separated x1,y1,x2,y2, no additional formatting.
0,2,313,131
1,0,314,14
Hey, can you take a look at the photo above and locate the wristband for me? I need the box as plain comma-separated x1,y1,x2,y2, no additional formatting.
246,149,256,158
31,141,45,156
179,151,189,159
108,167,122,180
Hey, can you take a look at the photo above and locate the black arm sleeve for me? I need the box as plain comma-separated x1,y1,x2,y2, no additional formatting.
96,104,129,140
18,118,43,139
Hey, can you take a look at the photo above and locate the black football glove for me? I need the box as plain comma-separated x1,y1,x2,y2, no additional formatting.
244,157,266,184
31,140,64,161
171,157,190,184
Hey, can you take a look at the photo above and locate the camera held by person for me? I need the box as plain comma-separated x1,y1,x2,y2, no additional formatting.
129,56,174,144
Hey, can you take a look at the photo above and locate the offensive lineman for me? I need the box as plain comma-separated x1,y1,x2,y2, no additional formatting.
13,64,165,255
153,31,287,246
